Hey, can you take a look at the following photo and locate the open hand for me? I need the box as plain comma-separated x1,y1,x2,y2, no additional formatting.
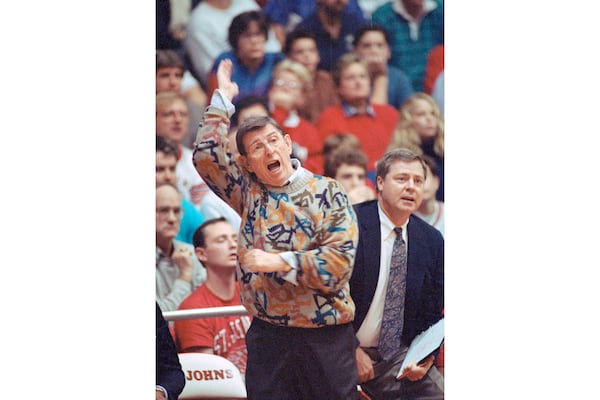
216,59,239,101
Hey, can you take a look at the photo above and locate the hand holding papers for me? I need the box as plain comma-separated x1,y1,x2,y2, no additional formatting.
397,318,444,380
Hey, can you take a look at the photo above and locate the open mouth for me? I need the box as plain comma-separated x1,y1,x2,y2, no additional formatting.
267,160,281,171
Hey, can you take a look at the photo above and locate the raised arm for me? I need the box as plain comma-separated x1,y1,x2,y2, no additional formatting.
215,59,239,101
193,59,244,215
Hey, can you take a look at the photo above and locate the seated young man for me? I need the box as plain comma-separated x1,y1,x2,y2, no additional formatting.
174,218,252,377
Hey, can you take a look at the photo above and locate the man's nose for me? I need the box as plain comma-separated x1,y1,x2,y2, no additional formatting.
264,142,275,154
349,176,361,187
167,209,179,220
165,170,176,184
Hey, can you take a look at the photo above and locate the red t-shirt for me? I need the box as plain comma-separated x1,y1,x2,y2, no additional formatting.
174,284,251,375
424,45,444,95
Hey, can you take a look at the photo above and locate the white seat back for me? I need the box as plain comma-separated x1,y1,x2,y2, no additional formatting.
178,353,247,399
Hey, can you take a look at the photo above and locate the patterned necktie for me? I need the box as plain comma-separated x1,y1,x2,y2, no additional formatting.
378,227,407,360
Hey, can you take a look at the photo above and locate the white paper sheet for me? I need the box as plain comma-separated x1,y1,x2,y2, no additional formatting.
397,318,444,379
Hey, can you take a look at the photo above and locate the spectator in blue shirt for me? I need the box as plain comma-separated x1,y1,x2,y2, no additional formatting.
208,10,285,101
264,0,365,47
296,0,367,72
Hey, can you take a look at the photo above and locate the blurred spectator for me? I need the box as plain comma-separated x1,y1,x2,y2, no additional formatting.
175,218,252,377
283,28,340,123
387,92,444,201
208,10,285,100
157,0,195,52
431,70,444,118
296,0,367,72
184,0,281,87
156,50,206,148
353,24,414,110
414,154,444,236
322,131,361,156
356,0,391,19
156,302,186,400
316,53,399,178
231,94,270,128
323,136,376,204
423,44,444,95
156,136,206,245
372,0,444,91
156,91,212,210
156,183,206,312
263,0,364,47
268,59,325,174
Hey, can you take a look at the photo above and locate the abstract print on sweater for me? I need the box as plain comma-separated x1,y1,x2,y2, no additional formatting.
193,104,358,329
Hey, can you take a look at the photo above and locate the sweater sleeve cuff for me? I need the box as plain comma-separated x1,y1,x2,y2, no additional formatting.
211,89,236,118
278,252,298,285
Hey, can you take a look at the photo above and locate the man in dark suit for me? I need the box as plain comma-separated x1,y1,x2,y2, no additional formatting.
350,148,444,399
156,302,185,400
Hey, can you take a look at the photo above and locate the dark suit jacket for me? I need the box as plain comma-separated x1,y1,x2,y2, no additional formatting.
156,302,185,400
350,200,444,346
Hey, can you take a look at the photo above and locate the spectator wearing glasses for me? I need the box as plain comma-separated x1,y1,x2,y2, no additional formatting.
156,183,206,312
207,10,285,101
156,91,212,211
184,0,281,87
267,59,325,174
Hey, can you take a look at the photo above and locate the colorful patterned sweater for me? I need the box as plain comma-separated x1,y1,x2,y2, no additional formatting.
193,105,358,328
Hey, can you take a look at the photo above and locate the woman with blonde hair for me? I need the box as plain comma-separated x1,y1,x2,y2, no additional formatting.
268,58,325,174
387,92,444,200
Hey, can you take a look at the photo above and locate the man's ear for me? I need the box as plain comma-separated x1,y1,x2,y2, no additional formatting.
236,154,253,172
195,247,207,263
283,134,293,153
432,176,440,192
376,175,384,193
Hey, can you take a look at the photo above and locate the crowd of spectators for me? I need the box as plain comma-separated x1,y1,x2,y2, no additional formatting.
156,1,444,398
